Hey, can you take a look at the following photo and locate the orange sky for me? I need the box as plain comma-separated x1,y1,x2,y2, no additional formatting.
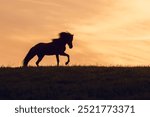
1,0,150,66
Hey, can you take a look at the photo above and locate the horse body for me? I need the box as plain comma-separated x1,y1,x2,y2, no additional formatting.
23,32,73,67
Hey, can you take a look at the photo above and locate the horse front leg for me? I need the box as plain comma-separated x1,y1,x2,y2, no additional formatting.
56,54,59,66
60,53,70,65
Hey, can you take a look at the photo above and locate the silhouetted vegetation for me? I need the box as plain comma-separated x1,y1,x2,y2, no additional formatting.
0,66,150,100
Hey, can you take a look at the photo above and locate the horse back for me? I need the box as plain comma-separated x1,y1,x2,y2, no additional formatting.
33,42,65,55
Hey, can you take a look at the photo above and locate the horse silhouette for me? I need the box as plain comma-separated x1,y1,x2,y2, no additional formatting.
23,32,74,67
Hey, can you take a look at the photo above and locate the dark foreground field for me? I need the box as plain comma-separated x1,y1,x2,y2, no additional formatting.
0,66,150,100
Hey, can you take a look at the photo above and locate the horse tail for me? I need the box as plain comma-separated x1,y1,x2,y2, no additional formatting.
23,47,36,67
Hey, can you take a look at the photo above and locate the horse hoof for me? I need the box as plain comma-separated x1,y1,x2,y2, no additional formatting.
65,62,69,65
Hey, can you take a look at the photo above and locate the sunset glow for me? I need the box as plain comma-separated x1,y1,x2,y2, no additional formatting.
1,0,150,66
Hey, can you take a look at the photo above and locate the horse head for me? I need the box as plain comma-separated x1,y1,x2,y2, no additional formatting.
59,32,74,49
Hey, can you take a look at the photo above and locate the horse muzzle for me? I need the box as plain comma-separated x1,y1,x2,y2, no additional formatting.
69,45,73,49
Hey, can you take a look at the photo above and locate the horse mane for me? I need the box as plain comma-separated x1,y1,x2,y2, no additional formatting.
51,32,73,43
52,38,60,43
59,32,72,38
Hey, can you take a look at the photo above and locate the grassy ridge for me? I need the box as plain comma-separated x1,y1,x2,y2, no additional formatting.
0,66,150,100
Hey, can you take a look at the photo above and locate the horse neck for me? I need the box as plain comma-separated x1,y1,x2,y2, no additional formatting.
52,38,68,46
58,38,67,46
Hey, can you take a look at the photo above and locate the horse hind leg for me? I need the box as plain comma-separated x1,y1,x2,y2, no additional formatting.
36,55,44,67
23,48,36,67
